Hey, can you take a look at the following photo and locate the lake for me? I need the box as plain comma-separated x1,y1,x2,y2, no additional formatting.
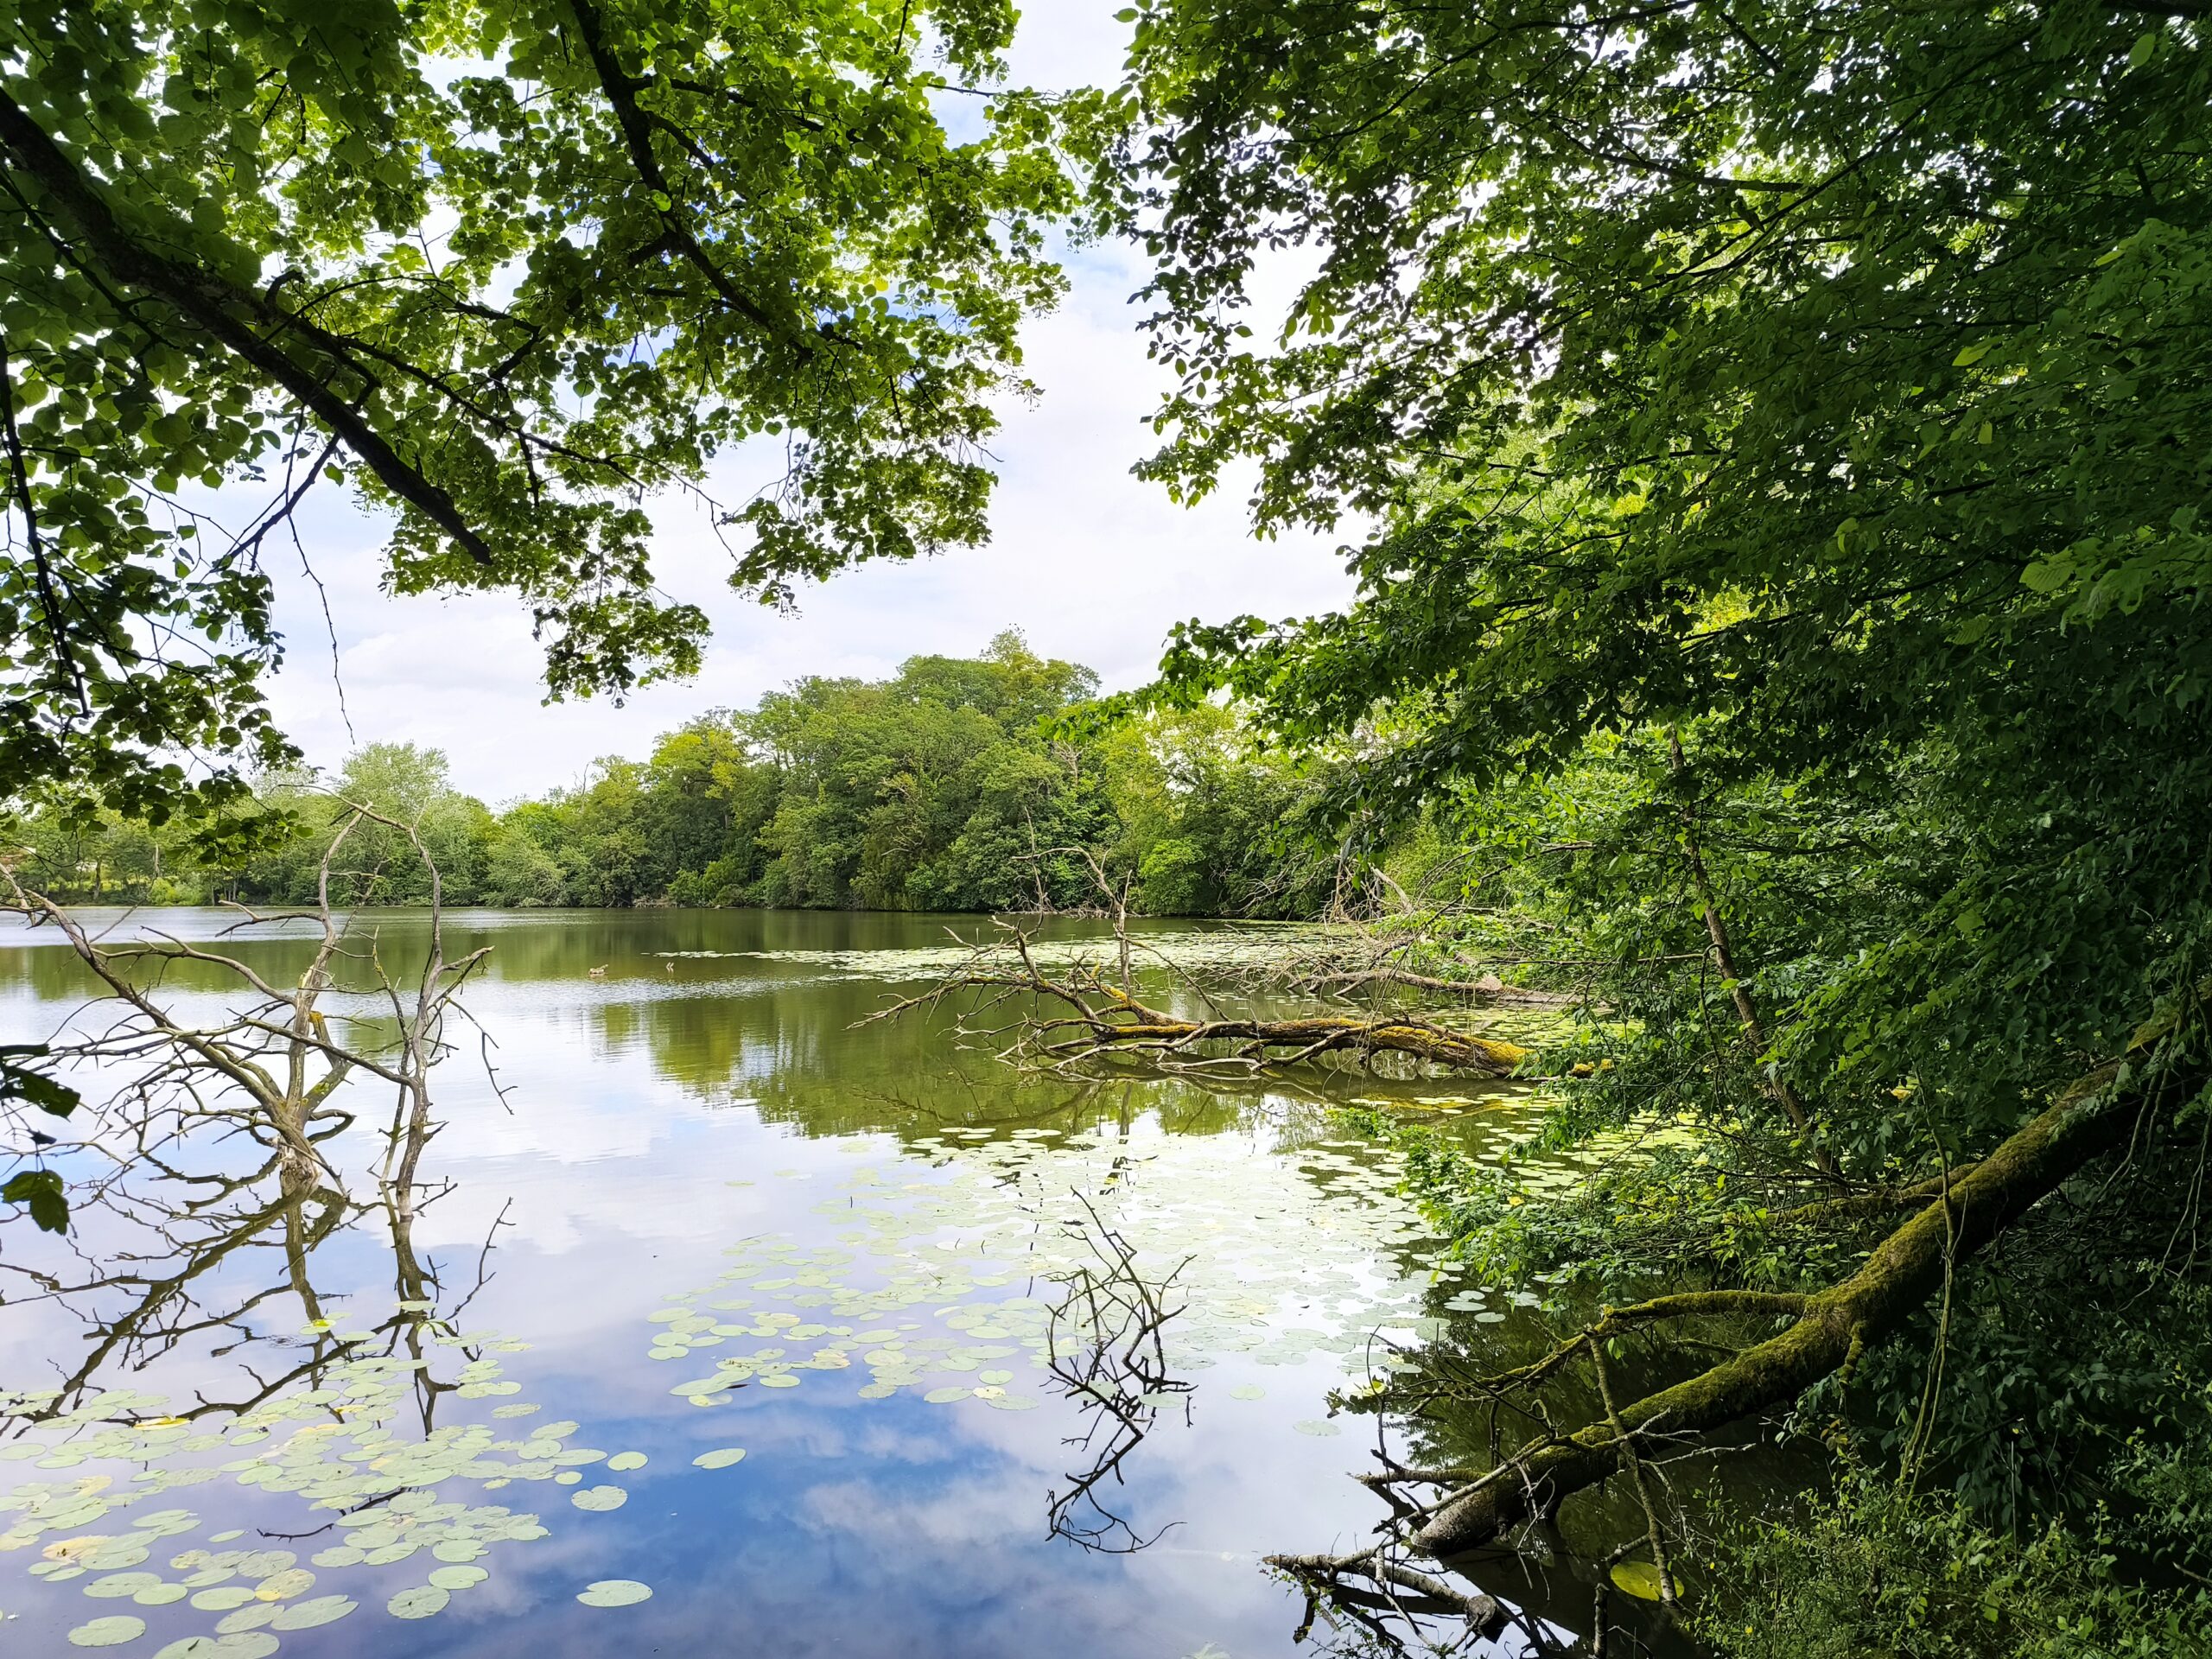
0,906,1661,1658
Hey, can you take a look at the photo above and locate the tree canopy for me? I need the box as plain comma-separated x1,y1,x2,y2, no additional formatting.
1086,0,2212,1611
1101,0,2212,1158
13,638,1338,917
0,0,1073,821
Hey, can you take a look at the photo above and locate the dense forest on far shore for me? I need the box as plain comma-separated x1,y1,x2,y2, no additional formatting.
6,632,1340,919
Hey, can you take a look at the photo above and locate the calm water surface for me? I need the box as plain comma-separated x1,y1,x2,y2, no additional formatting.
0,908,1629,1658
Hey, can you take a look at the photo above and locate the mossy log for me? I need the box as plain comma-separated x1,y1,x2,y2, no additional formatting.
1414,999,2203,1557
1090,995,1528,1075
862,931,1529,1078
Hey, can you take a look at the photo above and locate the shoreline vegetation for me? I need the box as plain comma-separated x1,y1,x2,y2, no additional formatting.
7,1,2212,1654
6,633,1352,922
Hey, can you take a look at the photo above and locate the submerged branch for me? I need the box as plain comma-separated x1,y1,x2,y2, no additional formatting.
859,920,1529,1080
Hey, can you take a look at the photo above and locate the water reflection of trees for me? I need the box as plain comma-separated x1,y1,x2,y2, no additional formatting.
1032,1194,1626,1656
2,1148,504,1437
1262,1315,1728,1658
0,944,560,1650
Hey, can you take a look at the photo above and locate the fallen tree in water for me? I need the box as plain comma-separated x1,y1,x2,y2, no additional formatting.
2,804,492,1202
859,918,1529,1079
1268,981,2211,1636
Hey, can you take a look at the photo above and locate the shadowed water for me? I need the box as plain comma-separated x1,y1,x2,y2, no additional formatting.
0,907,1671,1658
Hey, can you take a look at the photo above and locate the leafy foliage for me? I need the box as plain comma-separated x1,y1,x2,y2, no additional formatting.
0,1042,76,1233
1103,0,2212,1166
27,638,1337,915
0,1167,67,1235
1,0,1076,820
1694,1471,2212,1659
1090,0,2212,1634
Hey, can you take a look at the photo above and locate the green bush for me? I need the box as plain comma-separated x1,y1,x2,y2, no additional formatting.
1696,1475,2212,1659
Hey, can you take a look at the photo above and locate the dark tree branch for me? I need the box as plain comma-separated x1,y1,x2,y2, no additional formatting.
0,88,493,565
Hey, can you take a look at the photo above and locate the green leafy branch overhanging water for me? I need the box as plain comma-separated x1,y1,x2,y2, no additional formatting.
0,0,1084,823
1073,0,2212,1649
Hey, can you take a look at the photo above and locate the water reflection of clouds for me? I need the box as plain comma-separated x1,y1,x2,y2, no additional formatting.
0,908,1538,1657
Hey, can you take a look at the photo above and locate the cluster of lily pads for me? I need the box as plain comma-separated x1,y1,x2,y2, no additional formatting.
0,1310,696,1650
0,1034,1639,1649
647,1122,1543,1419
647,929,1343,982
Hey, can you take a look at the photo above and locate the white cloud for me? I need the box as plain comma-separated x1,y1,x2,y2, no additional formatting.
251,2,1353,804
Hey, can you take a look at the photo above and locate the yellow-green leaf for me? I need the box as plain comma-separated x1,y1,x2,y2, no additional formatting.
1611,1560,1669,1601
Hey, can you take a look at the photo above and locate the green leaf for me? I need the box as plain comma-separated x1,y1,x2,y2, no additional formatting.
3,1169,70,1235
1610,1560,1669,1601
0,1046,79,1117
67,1616,147,1647
386,1585,448,1619
576,1580,652,1608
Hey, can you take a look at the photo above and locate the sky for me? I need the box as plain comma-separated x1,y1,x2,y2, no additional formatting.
250,3,1358,806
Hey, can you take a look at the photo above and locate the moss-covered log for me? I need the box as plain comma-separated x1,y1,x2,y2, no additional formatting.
1090,998,1528,1075
864,928,1529,1078
1414,999,2204,1557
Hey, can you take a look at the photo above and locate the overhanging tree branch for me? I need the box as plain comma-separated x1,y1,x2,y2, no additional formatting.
561,0,787,340
0,88,493,565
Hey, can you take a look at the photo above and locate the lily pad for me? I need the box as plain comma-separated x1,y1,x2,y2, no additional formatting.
1610,1560,1671,1601
130,1511,198,1536
68,1614,147,1647
428,1565,488,1591
607,1452,646,1471
1229,1385,1266,1401
570,1486,626,1512
85,1572,164,1599
691,1448,746,1470
576,1579,652,1607
387,1584,449,1619
270,1593,358,1630
253,1567,314,1600
155,1636,279,1659
1293,1420,1341,1437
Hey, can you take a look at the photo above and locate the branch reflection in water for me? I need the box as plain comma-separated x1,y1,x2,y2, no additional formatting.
1043,1190,1194,1554
0,817,614,1646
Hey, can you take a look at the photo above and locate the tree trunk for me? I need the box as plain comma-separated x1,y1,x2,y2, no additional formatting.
1414,1001,2199,1557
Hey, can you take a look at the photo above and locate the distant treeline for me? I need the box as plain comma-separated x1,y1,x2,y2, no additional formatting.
9,634,1340,918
